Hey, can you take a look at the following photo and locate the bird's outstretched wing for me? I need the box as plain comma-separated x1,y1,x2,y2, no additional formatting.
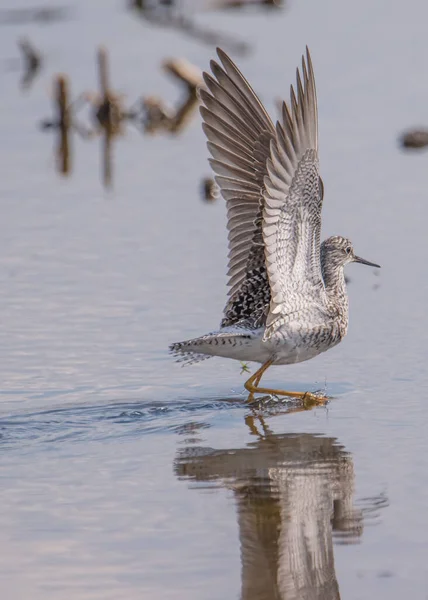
263,48,326,337
200,49,275,328
200,48,325,335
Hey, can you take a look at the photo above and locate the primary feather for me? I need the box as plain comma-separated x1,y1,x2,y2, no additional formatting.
200,49,276,328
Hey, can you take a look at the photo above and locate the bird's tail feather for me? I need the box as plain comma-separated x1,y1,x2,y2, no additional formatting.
169,337,214,366
170,327,256,365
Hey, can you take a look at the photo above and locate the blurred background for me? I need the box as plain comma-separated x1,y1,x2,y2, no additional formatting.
0,0,428,599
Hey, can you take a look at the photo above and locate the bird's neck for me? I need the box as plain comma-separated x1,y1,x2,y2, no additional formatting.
321,257,349,334
322,261,346,294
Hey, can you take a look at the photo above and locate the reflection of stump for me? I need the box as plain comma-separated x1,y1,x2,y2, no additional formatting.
143,58,203,135
400,128,428,149
141,96,173,134
92,47,125,137
163,58,202,133
91,47,125,187
40,75,74,176
167,85,199,134
163,57,202,91
56,76,71,175
93,95,124,136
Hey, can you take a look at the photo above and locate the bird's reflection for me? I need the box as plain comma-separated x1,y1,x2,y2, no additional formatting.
175,417,386,600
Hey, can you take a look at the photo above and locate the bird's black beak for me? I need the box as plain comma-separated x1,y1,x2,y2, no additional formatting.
354,255,381,268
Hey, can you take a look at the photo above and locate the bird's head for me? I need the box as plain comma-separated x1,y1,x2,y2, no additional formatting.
322,236,380,270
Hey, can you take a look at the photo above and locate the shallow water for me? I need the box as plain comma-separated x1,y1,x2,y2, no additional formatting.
1,0,428,598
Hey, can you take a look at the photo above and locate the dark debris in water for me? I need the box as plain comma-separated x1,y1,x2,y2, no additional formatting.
201,177,220,202
400,128,428,149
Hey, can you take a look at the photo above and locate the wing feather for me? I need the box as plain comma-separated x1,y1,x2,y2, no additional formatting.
200,48,275,326
262,48,326,336
201,47,325,333
207,142,256,172
202,124,253,159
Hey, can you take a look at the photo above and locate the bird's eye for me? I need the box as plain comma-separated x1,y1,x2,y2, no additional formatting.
345,246,352,255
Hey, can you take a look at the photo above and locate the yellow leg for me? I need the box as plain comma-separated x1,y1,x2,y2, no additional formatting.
245,359,273,390
244,359,328,407
253,369,265,387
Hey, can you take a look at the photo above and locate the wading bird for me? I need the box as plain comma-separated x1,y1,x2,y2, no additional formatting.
170,48,380,403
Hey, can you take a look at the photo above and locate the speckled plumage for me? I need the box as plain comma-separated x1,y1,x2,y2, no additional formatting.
170,48,379,378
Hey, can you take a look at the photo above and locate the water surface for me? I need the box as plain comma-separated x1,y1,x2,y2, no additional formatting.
1,0,428,598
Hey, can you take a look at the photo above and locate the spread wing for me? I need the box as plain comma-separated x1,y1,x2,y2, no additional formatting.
263,48,326,337
199,49,275,328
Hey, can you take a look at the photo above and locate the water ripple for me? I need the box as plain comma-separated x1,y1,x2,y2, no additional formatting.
0,396,248,450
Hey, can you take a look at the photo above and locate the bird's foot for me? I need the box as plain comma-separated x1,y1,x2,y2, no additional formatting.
246,389,329,410
246,393,279,404
301,391,329,409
